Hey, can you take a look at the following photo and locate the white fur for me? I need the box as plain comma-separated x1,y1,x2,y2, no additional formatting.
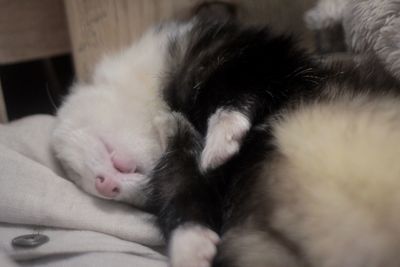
305,0,350,30
201,108,250,171
169,224,220,267
52,25,183,204
268,94,400,266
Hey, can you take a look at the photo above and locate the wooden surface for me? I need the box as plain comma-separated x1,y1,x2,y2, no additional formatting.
65,0,316,82
0,0,70,64
0,80,7,123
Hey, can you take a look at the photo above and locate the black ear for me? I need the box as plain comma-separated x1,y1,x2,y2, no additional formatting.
192,1,238,23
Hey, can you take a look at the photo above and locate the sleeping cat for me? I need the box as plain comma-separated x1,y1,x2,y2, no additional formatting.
56,15,400,267
145,19,400,267
146,19,322,267
212,66,400,267
53,17,320,267
52,24,174,205
152,60,400,267
52,18,257,206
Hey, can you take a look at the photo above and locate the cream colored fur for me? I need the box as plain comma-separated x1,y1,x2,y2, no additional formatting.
267,94,400,266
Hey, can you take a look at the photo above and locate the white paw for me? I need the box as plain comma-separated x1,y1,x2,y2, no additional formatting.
169,224,220,267
201,109,250,171
304,0,348,30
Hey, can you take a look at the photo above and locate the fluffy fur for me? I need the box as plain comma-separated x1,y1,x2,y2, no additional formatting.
271,95,400,267
304,0,349,30
53,16,400,267
146,19,322,267
53,18,306,267
52,25,177,204
147,19,400,267
52,19,269,206
215,90,400,267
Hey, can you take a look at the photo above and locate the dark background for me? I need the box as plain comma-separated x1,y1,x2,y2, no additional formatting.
0,54,74,121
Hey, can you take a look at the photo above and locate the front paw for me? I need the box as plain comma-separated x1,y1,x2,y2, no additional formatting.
200,109,250,171
169,224,220,267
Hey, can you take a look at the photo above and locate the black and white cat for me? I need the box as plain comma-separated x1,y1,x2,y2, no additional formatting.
145,19,400,267
52,17,259,204
146,19,322,267
52,24,174,205
53,15,400,267
211,66,400,267
53,17,319,267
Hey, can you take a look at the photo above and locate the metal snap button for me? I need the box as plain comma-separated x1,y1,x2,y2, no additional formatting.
12,234,49,248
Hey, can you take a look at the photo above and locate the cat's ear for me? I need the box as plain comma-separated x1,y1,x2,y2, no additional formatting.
192,1,237,24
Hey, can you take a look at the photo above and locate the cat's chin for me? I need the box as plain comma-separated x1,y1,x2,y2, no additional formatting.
110,174,149,205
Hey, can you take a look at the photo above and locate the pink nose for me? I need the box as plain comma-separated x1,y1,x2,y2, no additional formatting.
95,176,120,198
112,153,137,173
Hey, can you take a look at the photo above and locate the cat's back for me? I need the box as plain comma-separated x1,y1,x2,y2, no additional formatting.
267,92,400,267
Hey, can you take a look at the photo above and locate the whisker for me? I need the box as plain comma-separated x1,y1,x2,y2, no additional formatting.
45,82,58,112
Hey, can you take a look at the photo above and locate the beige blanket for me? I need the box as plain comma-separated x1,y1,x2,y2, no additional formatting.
0,115,166,266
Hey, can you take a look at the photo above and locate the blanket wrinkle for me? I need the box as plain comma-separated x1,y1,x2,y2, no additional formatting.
0,115,165,266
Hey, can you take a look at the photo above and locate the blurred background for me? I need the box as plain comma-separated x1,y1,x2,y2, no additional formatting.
0,0,318,122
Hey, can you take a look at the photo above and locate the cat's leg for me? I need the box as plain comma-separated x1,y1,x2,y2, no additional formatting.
200,108,251,171
148,112,222,267
170,223,220,267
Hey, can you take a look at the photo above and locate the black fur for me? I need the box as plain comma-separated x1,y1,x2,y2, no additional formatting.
163,19,320,134
144,18,400,266
146,114,223,239
146,18,322,245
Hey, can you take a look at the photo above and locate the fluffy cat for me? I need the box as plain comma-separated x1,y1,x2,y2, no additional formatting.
152,61,400,267
53,17,320,267
52,18,257,206
52,24,177,204
213,67,400,267
54,16,400,267
144,18,400,267
145,19,320,267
